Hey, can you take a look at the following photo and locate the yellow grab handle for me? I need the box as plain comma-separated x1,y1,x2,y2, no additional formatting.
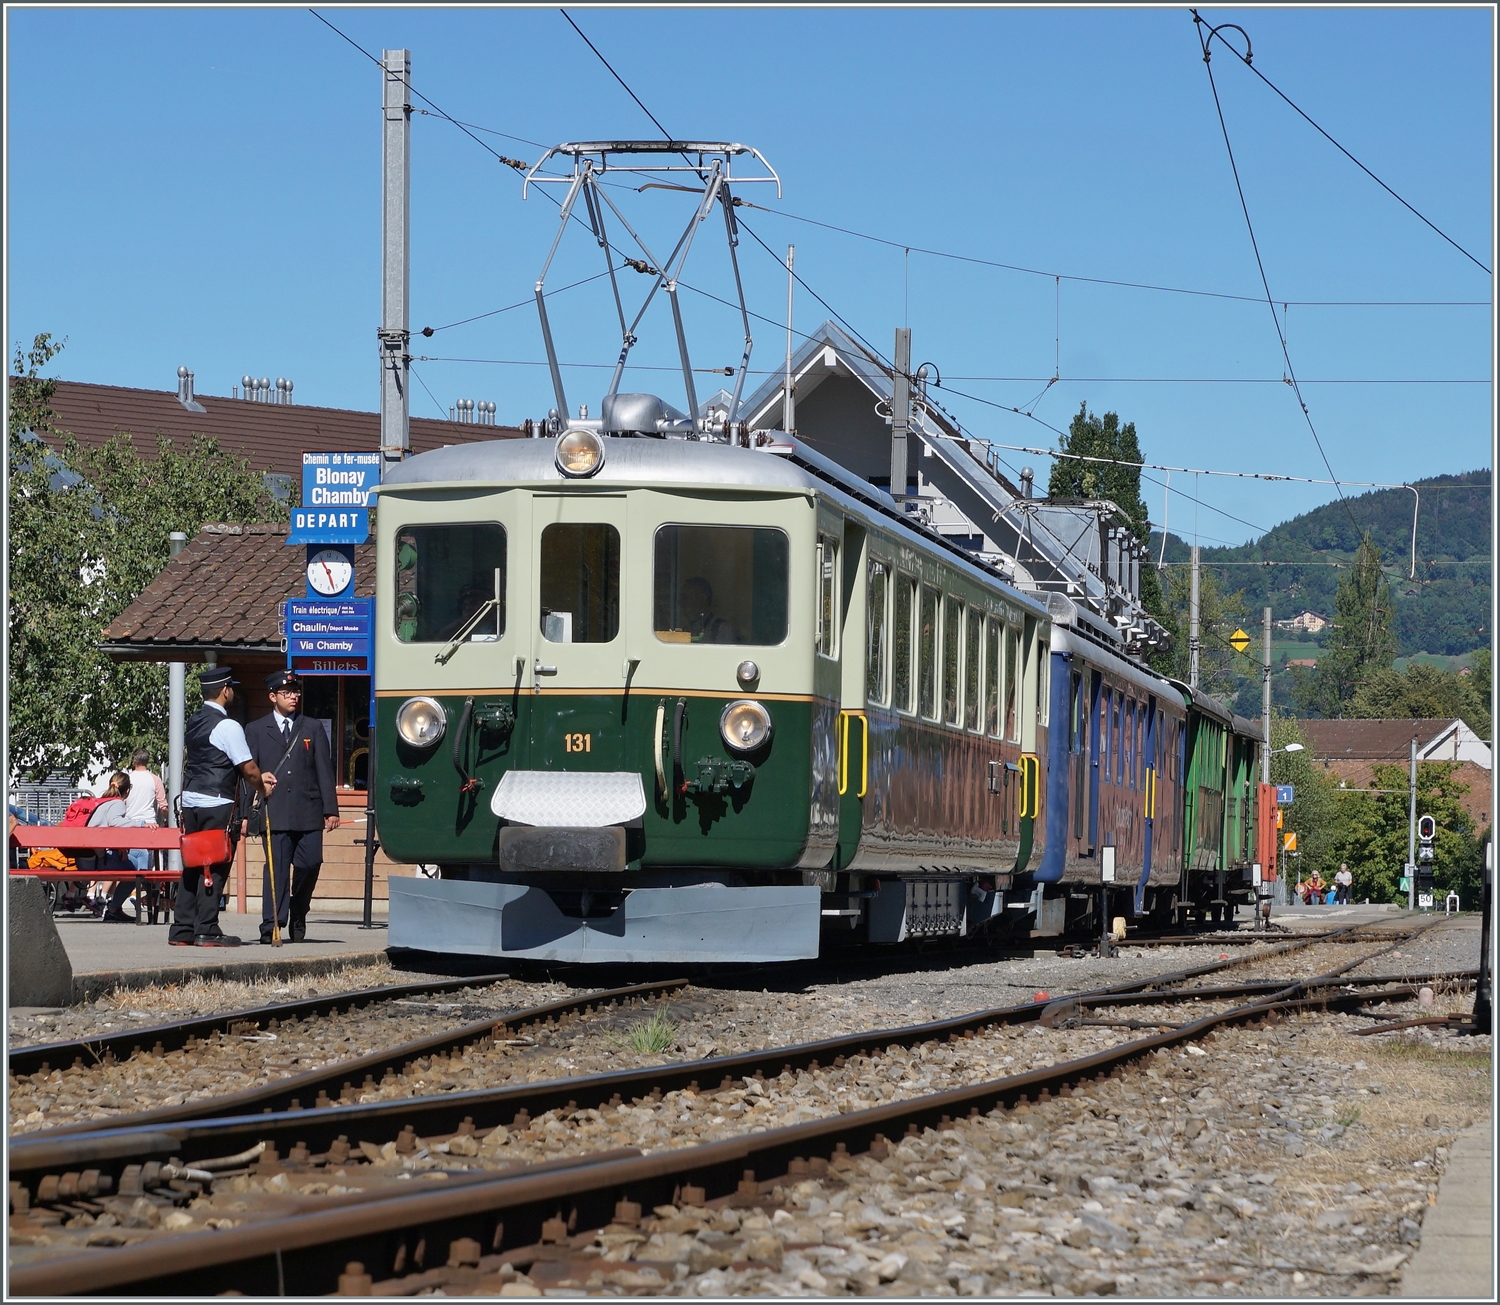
858,714,870,799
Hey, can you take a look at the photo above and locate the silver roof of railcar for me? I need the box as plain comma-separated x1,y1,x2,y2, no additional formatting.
378,436,821,492
378,435,1051,620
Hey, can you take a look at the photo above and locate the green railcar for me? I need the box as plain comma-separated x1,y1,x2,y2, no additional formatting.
375,433,1053,962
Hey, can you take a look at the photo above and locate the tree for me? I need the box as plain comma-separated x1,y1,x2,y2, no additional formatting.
1156,557,1248,700
1298,533,1395,717
1048,402,1168,633
1268,717,1339,883
8,334,287,782
1327,760,1475,905
1348,660,1491,740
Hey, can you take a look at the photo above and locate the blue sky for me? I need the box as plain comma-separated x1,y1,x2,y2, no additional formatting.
7,5,1493,542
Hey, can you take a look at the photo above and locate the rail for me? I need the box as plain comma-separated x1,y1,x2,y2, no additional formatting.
9,927,1447,1297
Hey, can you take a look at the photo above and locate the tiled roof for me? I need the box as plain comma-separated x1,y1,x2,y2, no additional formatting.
101,524,372,655
1297,718,1460,760
16,378,522,477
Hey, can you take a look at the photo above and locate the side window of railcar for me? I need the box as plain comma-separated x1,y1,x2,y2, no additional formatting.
653,525,789,645
1104,691,1116,782
892,575,916,713
541,523,620,643
1124,702,1135,788
964,607,983,733
918,585,940,719
1069,671,1084,753
1114,695,1125,783
1036,628,1050,726
942,594,963,727
984,617,1002,737
1004,624,1022,743
1136,709,1146,789
815,535,839,657
393,523,506,644
866,560,889,704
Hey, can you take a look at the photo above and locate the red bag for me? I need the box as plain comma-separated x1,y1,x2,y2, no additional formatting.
180,828,233,868
61,795,114,826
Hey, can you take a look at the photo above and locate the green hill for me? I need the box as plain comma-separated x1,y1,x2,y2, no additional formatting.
1150,469,1491,657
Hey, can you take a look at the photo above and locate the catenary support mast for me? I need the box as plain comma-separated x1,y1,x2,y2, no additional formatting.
379,49,411,462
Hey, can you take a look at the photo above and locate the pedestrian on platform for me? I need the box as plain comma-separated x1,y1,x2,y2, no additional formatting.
170,668,276,948
241,670,338,944
90,772,139,922
1303,871,1326,906
122,749,168,865
1335,863,1353,906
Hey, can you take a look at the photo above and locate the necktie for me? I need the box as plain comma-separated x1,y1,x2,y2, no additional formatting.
282,719,291,742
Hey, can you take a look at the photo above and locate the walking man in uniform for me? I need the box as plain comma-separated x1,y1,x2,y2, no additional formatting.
171,668,276,947
242,671,339,943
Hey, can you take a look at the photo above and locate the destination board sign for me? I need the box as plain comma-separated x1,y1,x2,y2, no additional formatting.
286,452,381,544
286,598,371,639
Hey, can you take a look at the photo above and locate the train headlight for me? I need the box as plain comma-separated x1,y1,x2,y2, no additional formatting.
720,699,772,753
396,696,447,748
555,428,605,478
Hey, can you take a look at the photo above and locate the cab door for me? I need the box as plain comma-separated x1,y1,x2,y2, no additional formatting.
527,493,630,771
834,521,867,869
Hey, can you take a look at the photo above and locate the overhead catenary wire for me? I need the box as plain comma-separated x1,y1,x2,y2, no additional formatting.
308,11,531,173
727,196,1490,308
325,6,1467,576
1196,13,1490,276
1192,11,1363,538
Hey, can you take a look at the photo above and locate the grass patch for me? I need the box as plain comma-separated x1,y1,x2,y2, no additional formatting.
1365,1039,1491,1073
626,1008,677,1054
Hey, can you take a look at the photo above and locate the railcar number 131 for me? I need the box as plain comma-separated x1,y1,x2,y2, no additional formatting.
563,733,593,753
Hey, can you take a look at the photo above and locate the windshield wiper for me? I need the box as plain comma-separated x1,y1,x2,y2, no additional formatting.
434,568,503,665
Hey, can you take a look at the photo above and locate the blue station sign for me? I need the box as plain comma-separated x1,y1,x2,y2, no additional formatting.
285,598,372,665
286,452,382,545
1276,784,1295,805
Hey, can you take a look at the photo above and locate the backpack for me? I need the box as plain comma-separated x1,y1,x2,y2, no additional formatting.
61,795,115,826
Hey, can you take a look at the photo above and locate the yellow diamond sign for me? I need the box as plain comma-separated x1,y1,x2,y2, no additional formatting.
1229,627,1252,654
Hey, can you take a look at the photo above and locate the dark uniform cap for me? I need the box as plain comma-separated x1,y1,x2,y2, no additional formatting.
266,670,303,692
198,667,240,691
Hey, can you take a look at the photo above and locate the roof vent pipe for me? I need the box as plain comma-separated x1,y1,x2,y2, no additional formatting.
175,366,206,414
1019,466,1034,500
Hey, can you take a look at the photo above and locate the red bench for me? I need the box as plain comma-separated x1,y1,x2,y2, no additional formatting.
9,826,184,922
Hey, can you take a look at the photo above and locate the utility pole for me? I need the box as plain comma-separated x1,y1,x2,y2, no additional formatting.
1188,544,1201,690
782,245,795,433
379,48,411,463
166,531,188,872
1262,605,1272,784
1407,735,1418,911
891,327,912,506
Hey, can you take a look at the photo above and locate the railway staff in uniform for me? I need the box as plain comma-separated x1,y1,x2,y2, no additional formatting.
242,671,339,943
171,668,276,947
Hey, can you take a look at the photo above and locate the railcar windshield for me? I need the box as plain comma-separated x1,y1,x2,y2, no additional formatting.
393,523,506,643
652,525,789,645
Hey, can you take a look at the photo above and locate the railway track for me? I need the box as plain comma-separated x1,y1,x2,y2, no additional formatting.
7,918,1462,1293
8,965,1470,1191
13,980,686,1140
9,922,1462,1297
13,926,1370,1144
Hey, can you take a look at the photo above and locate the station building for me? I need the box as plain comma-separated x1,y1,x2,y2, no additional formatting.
25,370,521,909
1297,716,1492,832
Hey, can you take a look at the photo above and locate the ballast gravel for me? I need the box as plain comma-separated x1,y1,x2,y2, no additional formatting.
445,1012,1485,1298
